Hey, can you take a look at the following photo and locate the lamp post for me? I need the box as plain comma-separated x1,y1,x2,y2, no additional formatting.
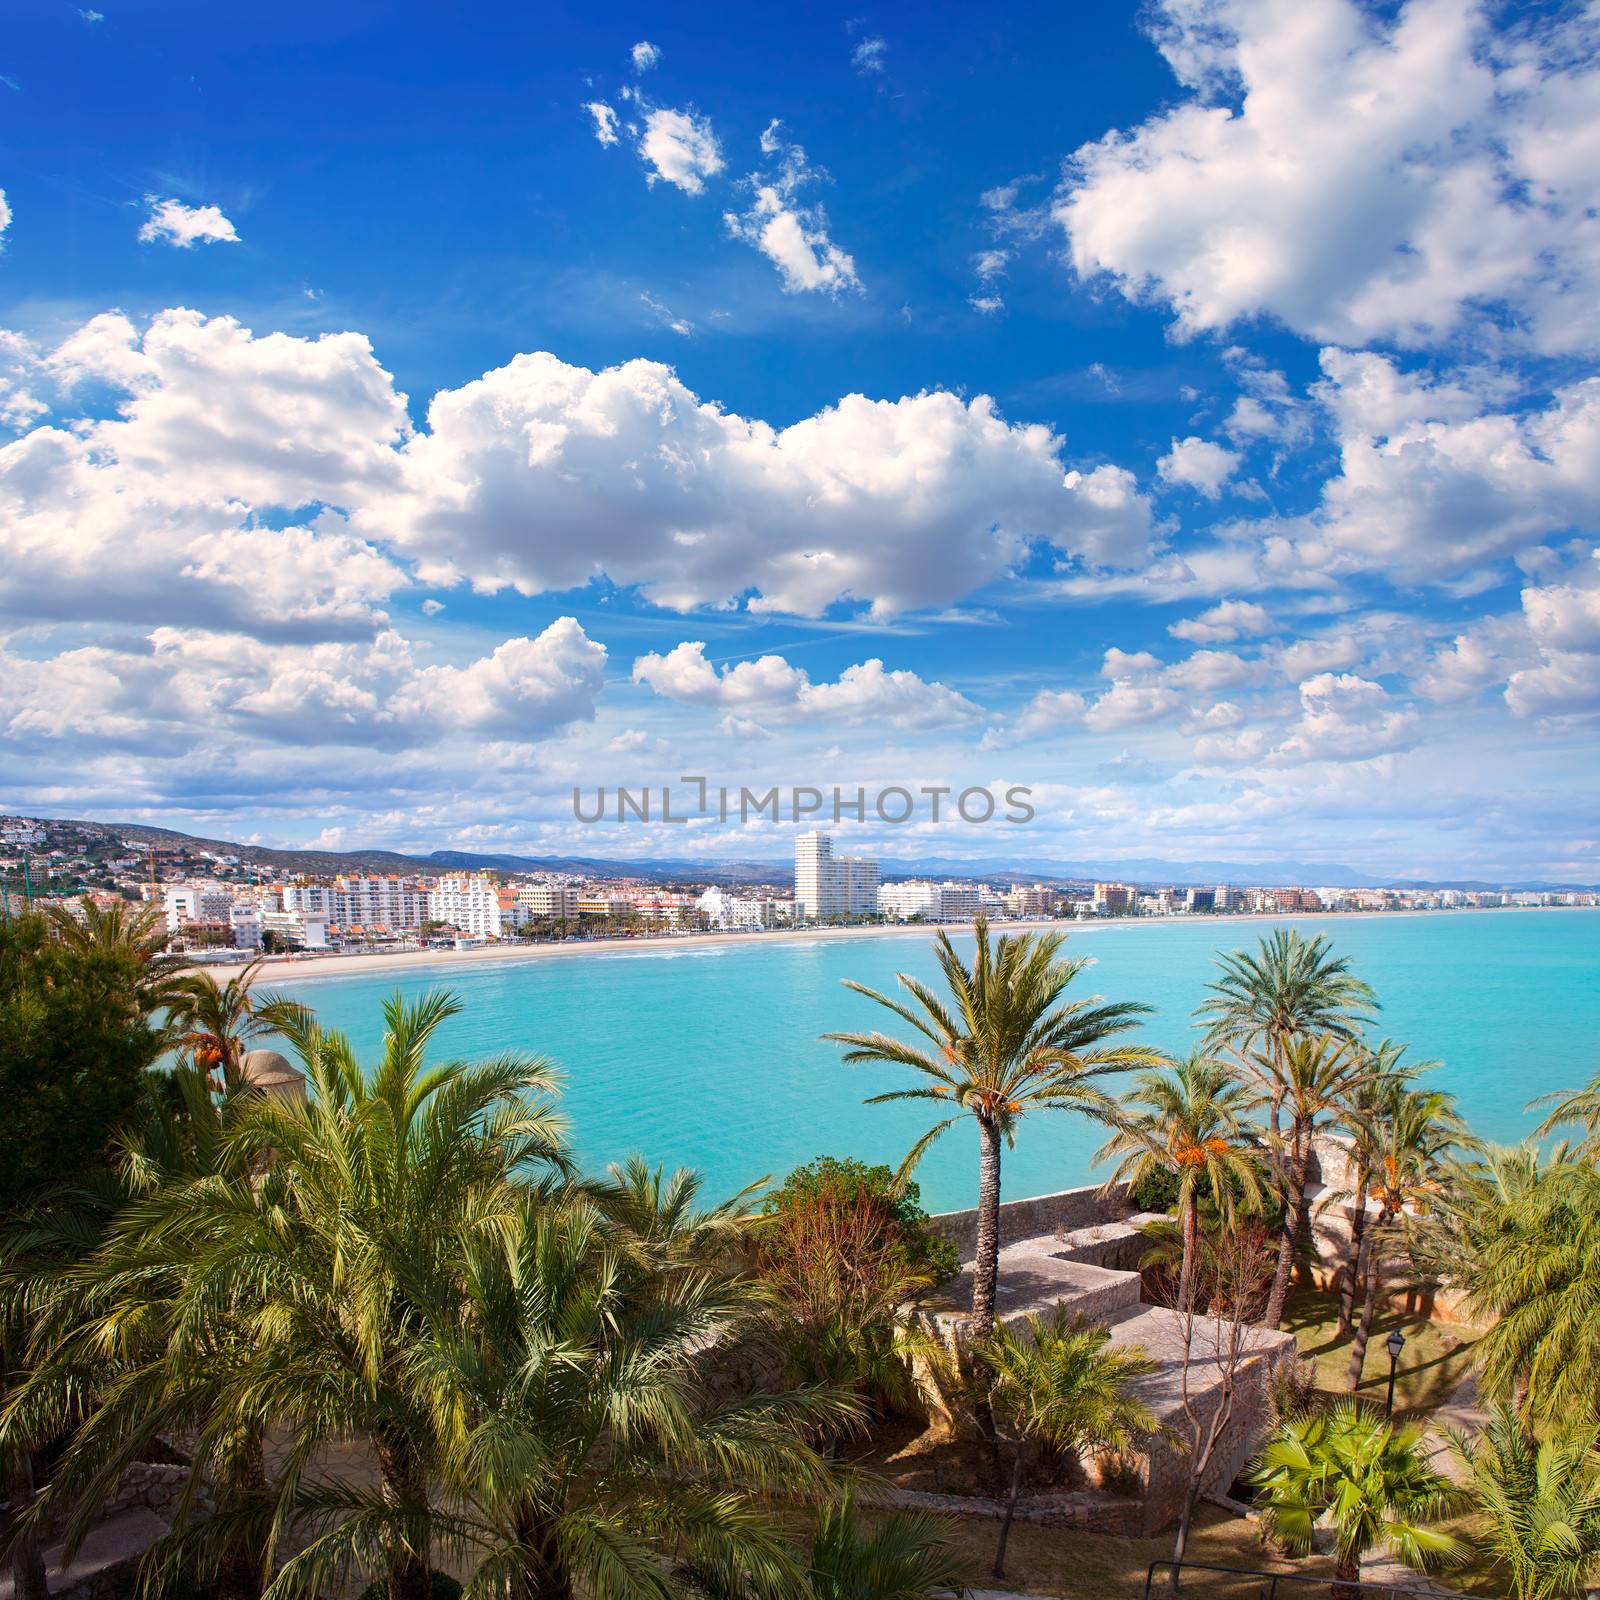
1384,1329,1406,1416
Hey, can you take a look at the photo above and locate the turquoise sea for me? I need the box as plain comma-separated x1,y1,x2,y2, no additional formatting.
268,910,1600,1214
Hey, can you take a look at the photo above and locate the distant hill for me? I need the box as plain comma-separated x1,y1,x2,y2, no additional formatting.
12,815,1597,893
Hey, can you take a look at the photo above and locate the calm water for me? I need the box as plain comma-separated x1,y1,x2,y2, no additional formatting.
267,910,1600,1214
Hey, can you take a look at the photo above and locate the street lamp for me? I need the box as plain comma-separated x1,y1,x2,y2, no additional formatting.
1384,1329,1406,1416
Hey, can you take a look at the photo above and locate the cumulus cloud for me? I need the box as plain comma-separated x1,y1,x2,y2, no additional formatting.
0,617,607,753
1273,672,1419,764
1,307,1158,630
1506,546,1600,717
138,195,239,248
981,688,1089,748
1057,0,1600,355
1,310,410,634
586,101,619,145
632,641,982,729
639,107,723,194
360,348,1157,615
724,123,860,294
630,40,661,72
1169,599,1272,643
1157,435,1239,497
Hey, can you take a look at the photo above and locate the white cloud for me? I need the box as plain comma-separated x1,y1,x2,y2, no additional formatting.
79,7,104,19
724,125,860,295
138,195,239,248
974,249,1009,280
2,310,410,634
1057,0,1600,356
0,189,10,247
632,641,982,729
981,688,1088,748
0,617,606,753
639,107,723,194
586,101,619,145
1506,546,1600,717
630,40,661,72
969,294,1004,316
361,347,1156,615
1272,672,1419,764
852,36,886,74
1157,434,1239,497
1169,599,1272,643
640,291,692,336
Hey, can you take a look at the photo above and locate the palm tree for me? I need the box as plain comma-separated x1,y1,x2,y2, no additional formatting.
1093,1052,1262,1312
1450,1154,1600,1430
270,1197,855,1600
807,1490,972,1600
1248,1399,1466,1600
2,1063,294,1600
1198,932,1376,1327
1448,1407,1600,1600
824,920,1156,1339
978,1310,1157,1580
169,956,285,1088
198,990,570,1600
1332,1041,1424,1337
1343,1084,1470,1393
1259,1034,1373,1330
44,898,189,1015
1529,1065,1600,1160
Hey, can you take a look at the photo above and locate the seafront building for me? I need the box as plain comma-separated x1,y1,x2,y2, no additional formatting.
428,874,512,939
794,831,880,922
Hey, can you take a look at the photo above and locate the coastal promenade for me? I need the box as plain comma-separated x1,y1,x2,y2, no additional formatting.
189,904,1557,985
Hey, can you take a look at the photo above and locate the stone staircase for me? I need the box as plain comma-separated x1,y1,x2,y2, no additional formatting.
928,1223,1296,1532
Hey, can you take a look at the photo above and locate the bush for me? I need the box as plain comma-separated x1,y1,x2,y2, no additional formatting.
762,1155,959,1285
1130,1165,1180,1214
358,1574,462,1600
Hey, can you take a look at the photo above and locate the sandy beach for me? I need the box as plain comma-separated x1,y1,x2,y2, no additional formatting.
189,904,1557,985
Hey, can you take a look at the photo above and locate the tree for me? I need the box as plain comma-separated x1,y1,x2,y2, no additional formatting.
2,1063,296,1600
1448,1154,1600,1431
1448,1407,1600,1600
1342,1084,1469,1393
270,1197,854,1600
1529,1064,1600,1160
44,899,189,1014
824,920,1156,1340
170,956,284,1088
1093,1052,1262,1312
806,1490,972,1600
1248,1400,1466,1600
196,990,569,1600
1197,933,1376,1326
977,1310,1157,1581
0,913,170,1217
1332,1041,1424,1337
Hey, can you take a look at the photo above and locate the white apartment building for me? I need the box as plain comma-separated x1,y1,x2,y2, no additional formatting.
428,874,507,938
259,907,329,949
878,879,999,923
518,883,581,919
332,874,429,932
162,881,236,935
699,887,794,929
794,832,880,922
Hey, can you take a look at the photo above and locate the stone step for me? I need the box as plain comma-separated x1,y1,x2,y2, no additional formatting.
0,1507,169,1600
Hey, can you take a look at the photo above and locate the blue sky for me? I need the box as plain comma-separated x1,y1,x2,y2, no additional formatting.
1,0,1597,878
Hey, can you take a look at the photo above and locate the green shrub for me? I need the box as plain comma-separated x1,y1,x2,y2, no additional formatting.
762,1155,959,1285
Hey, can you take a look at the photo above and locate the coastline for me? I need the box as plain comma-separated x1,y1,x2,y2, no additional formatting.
191,903,1579,985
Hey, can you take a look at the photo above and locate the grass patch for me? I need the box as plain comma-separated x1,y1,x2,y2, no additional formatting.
1282,1285,1477,1419
866,1502,1340,1598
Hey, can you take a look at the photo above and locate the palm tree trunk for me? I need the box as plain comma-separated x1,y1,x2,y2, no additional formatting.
1336,1165,1369,1338
1345,1228,1384,1393
1331,1552,1362,1600
213,1430,268,1600
1178,1192,1198,1314
1263,1121,1310,1329
991,1448,1024,1581
971,1115,1003,1337
513,1515,573,1600
374,1429,431,1600
972,1114,1004,1492
5,1448,48,1600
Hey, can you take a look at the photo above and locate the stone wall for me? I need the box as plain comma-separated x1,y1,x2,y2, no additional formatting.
929,1181,1132,1259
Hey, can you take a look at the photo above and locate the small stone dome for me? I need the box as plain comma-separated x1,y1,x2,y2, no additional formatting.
240,1048,307,1103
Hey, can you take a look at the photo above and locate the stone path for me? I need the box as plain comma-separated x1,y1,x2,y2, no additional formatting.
0,1507,169,1600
